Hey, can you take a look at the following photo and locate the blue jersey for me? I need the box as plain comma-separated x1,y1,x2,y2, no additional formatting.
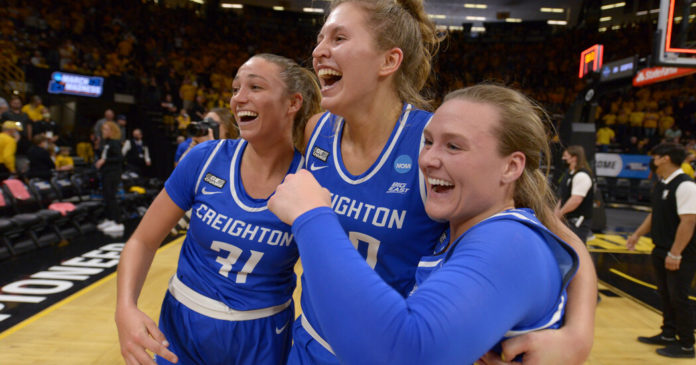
174,137,192,163
413,208,578,336
298,104,448,354
165,139,302,310
291,207,579,364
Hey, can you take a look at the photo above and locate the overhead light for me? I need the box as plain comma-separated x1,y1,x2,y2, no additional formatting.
599,27,607,32
505,18,522,23
429,14,446,19
189,0,203,4
466,16,485,21
273,6,284,11
471,26,486,32
541,8,564,13
612,25,621,30
221,3,243,9
601,2,626,10
649,8,660,14
600,16,612,22
547,20,567,25
303,8,324,13
636,10,648,16
464,4,487,9
449,25,464,31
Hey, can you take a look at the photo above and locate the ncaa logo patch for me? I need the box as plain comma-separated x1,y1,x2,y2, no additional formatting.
394,155,412,174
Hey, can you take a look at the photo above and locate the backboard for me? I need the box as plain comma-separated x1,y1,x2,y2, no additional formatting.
656,0,696,67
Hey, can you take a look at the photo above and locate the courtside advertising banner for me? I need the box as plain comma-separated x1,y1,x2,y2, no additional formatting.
595,153,651,179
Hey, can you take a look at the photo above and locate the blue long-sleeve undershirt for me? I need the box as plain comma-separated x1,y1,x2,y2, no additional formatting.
292,207,564,365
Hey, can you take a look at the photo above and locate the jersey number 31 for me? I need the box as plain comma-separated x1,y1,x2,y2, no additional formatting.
211,240,264,283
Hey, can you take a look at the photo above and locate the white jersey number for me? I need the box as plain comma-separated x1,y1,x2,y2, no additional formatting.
348,231,380,269
210,240,264,283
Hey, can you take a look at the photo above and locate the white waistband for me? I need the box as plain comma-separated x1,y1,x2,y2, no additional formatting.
300,314,335,355
168,275,290,321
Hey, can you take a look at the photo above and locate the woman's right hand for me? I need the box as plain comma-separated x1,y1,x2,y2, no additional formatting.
115,304,178,365
268,169,331,225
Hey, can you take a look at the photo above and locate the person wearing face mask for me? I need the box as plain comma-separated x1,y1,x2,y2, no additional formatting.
269,85,581,364
556,145,594,243
115,54,321,365
627,142,696,359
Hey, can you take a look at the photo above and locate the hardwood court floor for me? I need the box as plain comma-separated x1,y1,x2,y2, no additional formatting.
0,237,692,364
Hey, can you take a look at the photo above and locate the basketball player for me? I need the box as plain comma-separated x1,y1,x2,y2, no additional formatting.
115,54,321,365
295,1,596,364
269,85,581,364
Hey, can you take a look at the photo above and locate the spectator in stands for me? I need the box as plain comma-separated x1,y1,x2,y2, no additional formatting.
55,146,74,172
122,128,151,176
189,94,207,120
0,97,8,115
21,95,48,123
93,108,115,147
556,145,594,243
664,125,683,144
26,134,54,181
161,93,178,133
625,136,644,154
659,106,675,137
629,104,645,139
601,110,616,130
0,121,21,180
1,96,32,154
644,105,659,141
176,108,191,133
179,76,196,111
615,108,629,145
627,143,696,359
116,114,127,143
596,123,615,152
681,153,695,179
96,121,124,234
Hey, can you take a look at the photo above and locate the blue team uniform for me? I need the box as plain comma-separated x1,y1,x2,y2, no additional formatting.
158,139,302,365
290,104,448,364
291,207,579,364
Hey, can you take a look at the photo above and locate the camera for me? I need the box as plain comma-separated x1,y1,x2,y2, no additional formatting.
187,117,219,139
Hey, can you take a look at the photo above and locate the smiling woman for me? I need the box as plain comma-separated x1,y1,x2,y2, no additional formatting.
268,84,583,364
115,54,320,365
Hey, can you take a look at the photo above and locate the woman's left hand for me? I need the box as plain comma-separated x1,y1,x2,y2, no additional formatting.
95,158,105,169
268,169,331,225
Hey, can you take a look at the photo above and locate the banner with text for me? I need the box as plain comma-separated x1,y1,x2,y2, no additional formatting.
595,153,651,179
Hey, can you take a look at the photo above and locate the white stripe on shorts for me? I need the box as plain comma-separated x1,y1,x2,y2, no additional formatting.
168,275,290,321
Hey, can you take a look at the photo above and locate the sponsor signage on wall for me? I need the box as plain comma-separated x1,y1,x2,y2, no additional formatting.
595,153,651,179
633,67,696,87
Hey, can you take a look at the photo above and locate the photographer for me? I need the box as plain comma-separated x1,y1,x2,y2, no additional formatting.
176,107,234,163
